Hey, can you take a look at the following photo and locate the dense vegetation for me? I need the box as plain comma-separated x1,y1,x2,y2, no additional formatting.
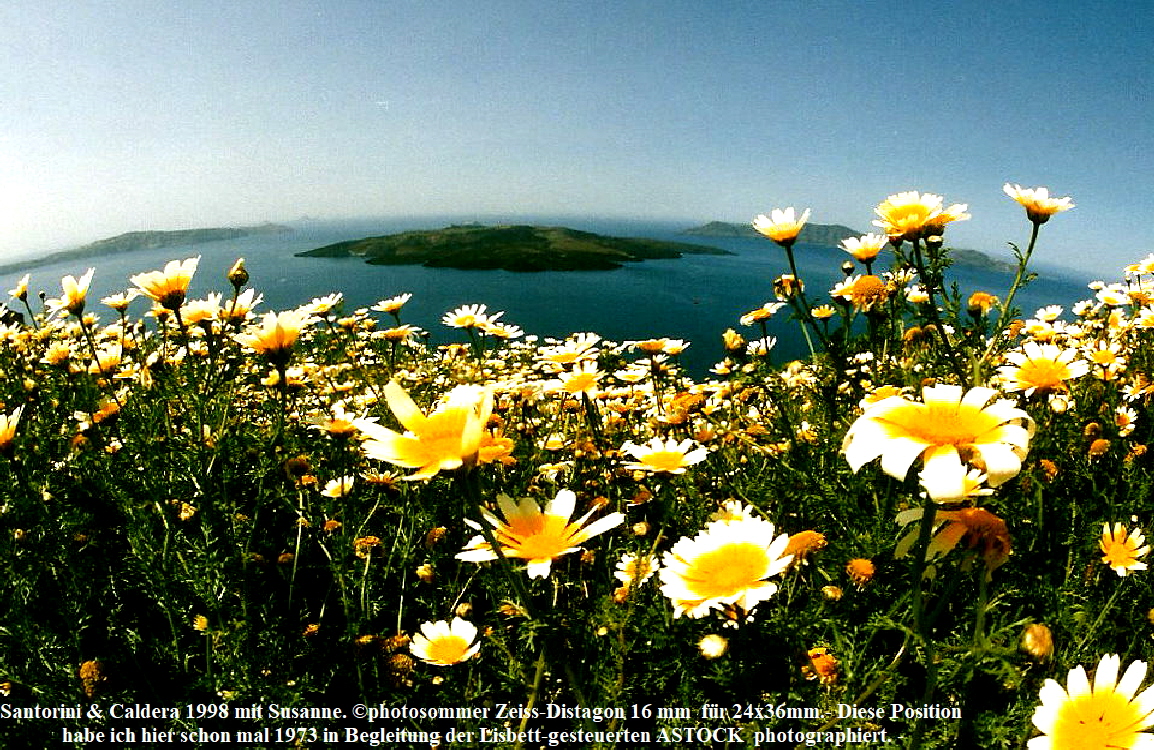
0,187,1151,749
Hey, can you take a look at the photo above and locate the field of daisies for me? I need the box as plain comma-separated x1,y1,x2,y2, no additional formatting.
1,185,1153,748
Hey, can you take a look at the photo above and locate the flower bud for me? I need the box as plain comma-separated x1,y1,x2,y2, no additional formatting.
1021,623,1054,660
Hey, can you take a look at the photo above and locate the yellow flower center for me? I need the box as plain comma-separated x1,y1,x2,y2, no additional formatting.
1050,690,1147,748
883,402,998,448
425,635,470,665
683,542,770,599
564,372,598,393
1016,359,1071,390
1102,537,1137,568
640,451,689,472
499,514,577,561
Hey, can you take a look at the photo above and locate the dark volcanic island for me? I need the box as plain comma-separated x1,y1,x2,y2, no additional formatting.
295,225,735,271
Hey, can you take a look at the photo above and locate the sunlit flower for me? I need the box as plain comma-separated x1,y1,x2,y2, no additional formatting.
845,558,875,586
802,647,839,685
234,310,314,366
409,618,480,666
443,303,498,329
354,382,493,481
372,293,413,314
746,336,777,357
843,384,1033,487
48,268,95,317
998,342,1089,397
830,274,889,311
753,207,810,247
840,234,888,263
457,490,624,578
968,291,999,316
1100,523,1150,576
659,515,792,619
221,288,263,323
1028,654,1154,748
905,285,930,305
698,633,729,659
130,257,199,311
1115,406,1139,437
925,203,971,233
739,301,787,326
917,450,994,504
614,552,657,587
181,293,222,326
1004,183,1075,224
320,476,356,498
872,191,944,241
550,361,604,396
620,437,707,474
896,506,1012,576
8,274,29,301
0,406,23,458
784,530,827,563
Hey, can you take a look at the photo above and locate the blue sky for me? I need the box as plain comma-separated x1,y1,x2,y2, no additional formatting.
0,1,1148,274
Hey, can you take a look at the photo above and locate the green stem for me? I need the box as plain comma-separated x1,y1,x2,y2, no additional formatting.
979,221,1042,371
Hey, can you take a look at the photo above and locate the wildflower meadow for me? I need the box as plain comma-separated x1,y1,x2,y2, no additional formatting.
3,185,1154,748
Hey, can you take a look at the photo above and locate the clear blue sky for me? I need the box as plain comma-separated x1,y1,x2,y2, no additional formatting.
0,1,1148,274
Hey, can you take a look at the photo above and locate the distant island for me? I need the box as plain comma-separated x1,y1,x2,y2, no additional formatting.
295,225,735,271
0,223,294,276
681,221,1017,273
683,220,862,247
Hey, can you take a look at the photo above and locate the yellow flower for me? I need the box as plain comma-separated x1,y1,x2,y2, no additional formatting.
442,303,498,329
842,384,1033,487
320,476,356,498
967,291,999,316
998,342,1089,397
457,490,625,579
872,191,944,241
619,437,708,474
49,268,95,317
372,293,413,314
234,310,313,365
739,302,787,326
1021,623,1054,660
8,274,30,301
1004,183,1075,224
829,274,889,311
917,451,994,504
840,234,888,263
896,506,1012,576
845,558,875,586
803,647,839,685
783,530,827,562
1100,523,1150,576
0,406,22,458
409,618,480,666
658,515,792,619
753,207,811,247
355,382,493,481
697,634,729,659
614,552,657,587
130,257,199,311
1028,654,1154,748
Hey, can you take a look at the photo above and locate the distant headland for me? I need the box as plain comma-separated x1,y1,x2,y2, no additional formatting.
681,221,1017,273
295,225,735,271
0,223,294,276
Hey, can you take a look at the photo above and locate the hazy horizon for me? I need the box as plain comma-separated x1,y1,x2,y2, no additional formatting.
1,2,1149,279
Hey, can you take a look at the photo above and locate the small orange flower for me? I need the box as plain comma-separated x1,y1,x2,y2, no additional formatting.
803,647,839,685
846,558,875,586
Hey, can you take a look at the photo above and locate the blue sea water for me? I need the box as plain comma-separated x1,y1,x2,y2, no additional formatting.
0,217,1097,377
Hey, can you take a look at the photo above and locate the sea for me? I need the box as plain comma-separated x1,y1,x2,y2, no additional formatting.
0,216,1097,378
